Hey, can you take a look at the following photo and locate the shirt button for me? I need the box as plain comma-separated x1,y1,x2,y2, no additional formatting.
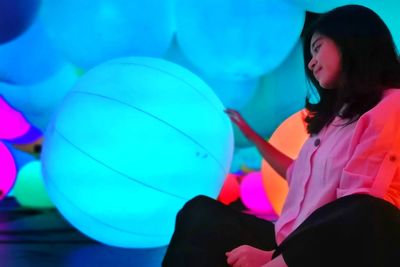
389,155,397,162
314,138,321,147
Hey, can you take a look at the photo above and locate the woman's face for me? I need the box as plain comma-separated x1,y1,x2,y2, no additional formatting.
308,32,342,89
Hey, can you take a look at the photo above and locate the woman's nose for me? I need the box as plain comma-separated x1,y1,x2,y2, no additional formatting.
308,58,316,71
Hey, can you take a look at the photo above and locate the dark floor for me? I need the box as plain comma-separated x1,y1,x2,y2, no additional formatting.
0,197,167,267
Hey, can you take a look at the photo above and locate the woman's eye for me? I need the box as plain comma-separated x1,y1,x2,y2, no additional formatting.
314,44,321,53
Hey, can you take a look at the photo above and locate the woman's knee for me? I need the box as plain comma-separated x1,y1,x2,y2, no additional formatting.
176,195,221,225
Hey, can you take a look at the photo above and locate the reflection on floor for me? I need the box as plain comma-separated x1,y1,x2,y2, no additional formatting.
0,197,167,267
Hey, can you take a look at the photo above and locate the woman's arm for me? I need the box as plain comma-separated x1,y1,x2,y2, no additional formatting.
225,109,293,178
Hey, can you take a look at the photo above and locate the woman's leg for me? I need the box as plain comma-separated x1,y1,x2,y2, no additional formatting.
162,195,277,267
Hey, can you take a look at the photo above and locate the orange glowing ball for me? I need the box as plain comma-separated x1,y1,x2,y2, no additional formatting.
261,109,309,215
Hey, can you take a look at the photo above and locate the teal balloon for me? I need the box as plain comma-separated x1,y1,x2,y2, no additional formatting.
0,19,64,85
40,0,175,69
41,57,233,248
234,42,308,147
285,0,358,13
164,38,260,109
0,0,41,44
175,0,305,80
0,63,79,131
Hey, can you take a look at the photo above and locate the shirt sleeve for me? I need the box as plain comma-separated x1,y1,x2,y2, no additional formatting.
337,97,400,204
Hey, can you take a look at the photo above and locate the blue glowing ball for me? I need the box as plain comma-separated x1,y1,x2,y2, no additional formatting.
234,42,309,147
0,0,41,44
40,0,175,69
0,63,79,131
0,19,64,85
164,39,260,109
41,57,234,248
175,0,305,79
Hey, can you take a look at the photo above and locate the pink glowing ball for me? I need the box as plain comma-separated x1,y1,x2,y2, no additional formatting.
0,97,30,139
240,171,275,213
0,143,16,199
0,97,32,199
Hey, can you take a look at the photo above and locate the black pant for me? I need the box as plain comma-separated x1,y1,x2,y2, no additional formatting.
162,195,277,267
163,194,400,267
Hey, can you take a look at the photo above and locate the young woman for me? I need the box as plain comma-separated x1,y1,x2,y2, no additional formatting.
163,5,400,267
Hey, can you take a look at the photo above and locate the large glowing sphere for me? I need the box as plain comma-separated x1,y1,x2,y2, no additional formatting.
0,19,64,85
261,110,309,215
13,161,54,208
0,0,41,44
175,0,305,79
41,57,234,248
40,0,175,69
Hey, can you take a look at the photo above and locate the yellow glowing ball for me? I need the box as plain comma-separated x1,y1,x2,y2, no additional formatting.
261,109,308,215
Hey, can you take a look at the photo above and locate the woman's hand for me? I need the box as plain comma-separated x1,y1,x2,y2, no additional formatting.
226,245,273,267
225,109,257,140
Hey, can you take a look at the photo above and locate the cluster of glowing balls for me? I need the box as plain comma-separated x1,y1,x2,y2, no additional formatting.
40,0,176,69
175,0,305,80
0,19,64,85
233,42,309,147
41,57,234,248
13,161,54,209
261,109,309,215
0,97,33,200
240,171,275,214
0,0,40,44
0,63,79,131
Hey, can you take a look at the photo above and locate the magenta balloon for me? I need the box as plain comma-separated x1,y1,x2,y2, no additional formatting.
0,143,17,199
0,97,31,140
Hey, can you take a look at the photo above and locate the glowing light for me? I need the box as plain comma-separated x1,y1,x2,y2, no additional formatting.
175,0,305,79
42,57,234,248
261,109,309,215
41,0,175,69
217,173,241,205
0,19,64,85
240,171,275,213
13,161,54,208
233,42,309,147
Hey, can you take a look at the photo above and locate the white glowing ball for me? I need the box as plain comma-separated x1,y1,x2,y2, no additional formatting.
41,57,234,248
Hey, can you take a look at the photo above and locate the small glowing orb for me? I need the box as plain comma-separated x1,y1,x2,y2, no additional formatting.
261,110,309,215
41,57,234,248
13,161,54,208
240,171,275,213
0,143,16,200
217,173,241,205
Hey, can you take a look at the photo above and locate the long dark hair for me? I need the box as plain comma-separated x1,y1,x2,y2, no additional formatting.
302,5,400,135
